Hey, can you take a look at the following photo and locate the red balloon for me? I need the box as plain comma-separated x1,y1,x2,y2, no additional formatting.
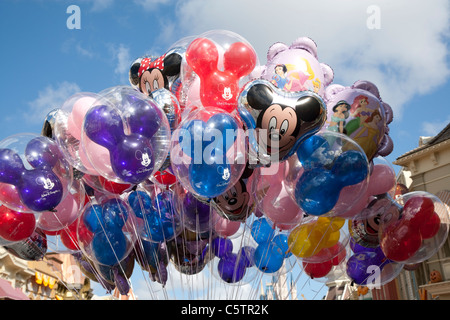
42,229,62,236
154,170,177,186
403,196,434,229
380,221,422,262
185,37,257,113
303,260,333,279
420,211,441,239
60,219,93,251
98,176,132,194
0,205,36,242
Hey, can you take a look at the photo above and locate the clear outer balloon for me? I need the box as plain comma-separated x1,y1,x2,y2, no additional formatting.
170,107,247,199
77,195,138,267
285,131,369,217
185,30,258,113
323,80,394,161
81,86,171,185
379,191,450,264
53,92,105,175
238,79,327,166
0,133,73,213
151,88,181,171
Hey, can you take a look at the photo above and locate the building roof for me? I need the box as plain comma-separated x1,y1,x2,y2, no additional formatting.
395,122,450,162
0,278,29,300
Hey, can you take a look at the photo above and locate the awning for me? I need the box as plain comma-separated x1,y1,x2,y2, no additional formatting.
0,278,30,300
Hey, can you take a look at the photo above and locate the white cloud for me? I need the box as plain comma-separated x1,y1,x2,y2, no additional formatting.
109,43,131,82
421,115,450,136
26,82,81,123
172,0,450,119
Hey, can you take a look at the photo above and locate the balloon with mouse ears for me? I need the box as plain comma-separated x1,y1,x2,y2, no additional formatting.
238,79,326,166
185,31,258,113
129,49,183,97
0,133,73,213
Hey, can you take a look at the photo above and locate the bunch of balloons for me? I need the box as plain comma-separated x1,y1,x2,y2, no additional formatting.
0,29,448,299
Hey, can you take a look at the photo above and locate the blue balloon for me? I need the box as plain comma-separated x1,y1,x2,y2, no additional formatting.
253,242,285,273
137,238,161,270
251,218,275,244
137,191,178,243
331,150,368,186
295,168,341,216
92,229,127,266
83,204,103,233
180,113,238,159
128,190,153,219
189,158,232,198
297,135,332,169
102,198,128,229
272,234,292,258
295,150,368,216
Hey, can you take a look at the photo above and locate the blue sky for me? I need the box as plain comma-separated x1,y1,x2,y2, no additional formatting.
0,0,449,300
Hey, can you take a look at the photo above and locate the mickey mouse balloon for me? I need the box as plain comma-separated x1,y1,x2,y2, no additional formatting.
0,133,72,213
81,86,171,185
238,79,326,165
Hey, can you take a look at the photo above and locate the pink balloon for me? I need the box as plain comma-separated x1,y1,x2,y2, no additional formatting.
212,209,241,237
79,138,113,177
37,192,82,232
67,96,97,141
334,164,395,219
261,181,303,227
367,164,396,196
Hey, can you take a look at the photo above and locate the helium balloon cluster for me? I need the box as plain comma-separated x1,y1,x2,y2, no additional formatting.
0,30,448,298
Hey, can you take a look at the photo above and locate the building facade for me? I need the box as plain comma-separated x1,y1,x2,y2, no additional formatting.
0,247,93,300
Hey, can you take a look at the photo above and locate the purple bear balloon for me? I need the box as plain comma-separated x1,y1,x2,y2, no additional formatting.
84,100,161,184
0,136,63,212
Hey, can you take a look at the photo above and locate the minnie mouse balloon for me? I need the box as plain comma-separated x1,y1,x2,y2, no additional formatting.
323,80,394,161
238,79,326,166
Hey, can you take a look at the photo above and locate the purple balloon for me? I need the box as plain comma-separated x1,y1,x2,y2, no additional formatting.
218,253,246,283
0,148,63,211
84,103,160,184
25,136,61,169
182,192,212,232
212,237,233,258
